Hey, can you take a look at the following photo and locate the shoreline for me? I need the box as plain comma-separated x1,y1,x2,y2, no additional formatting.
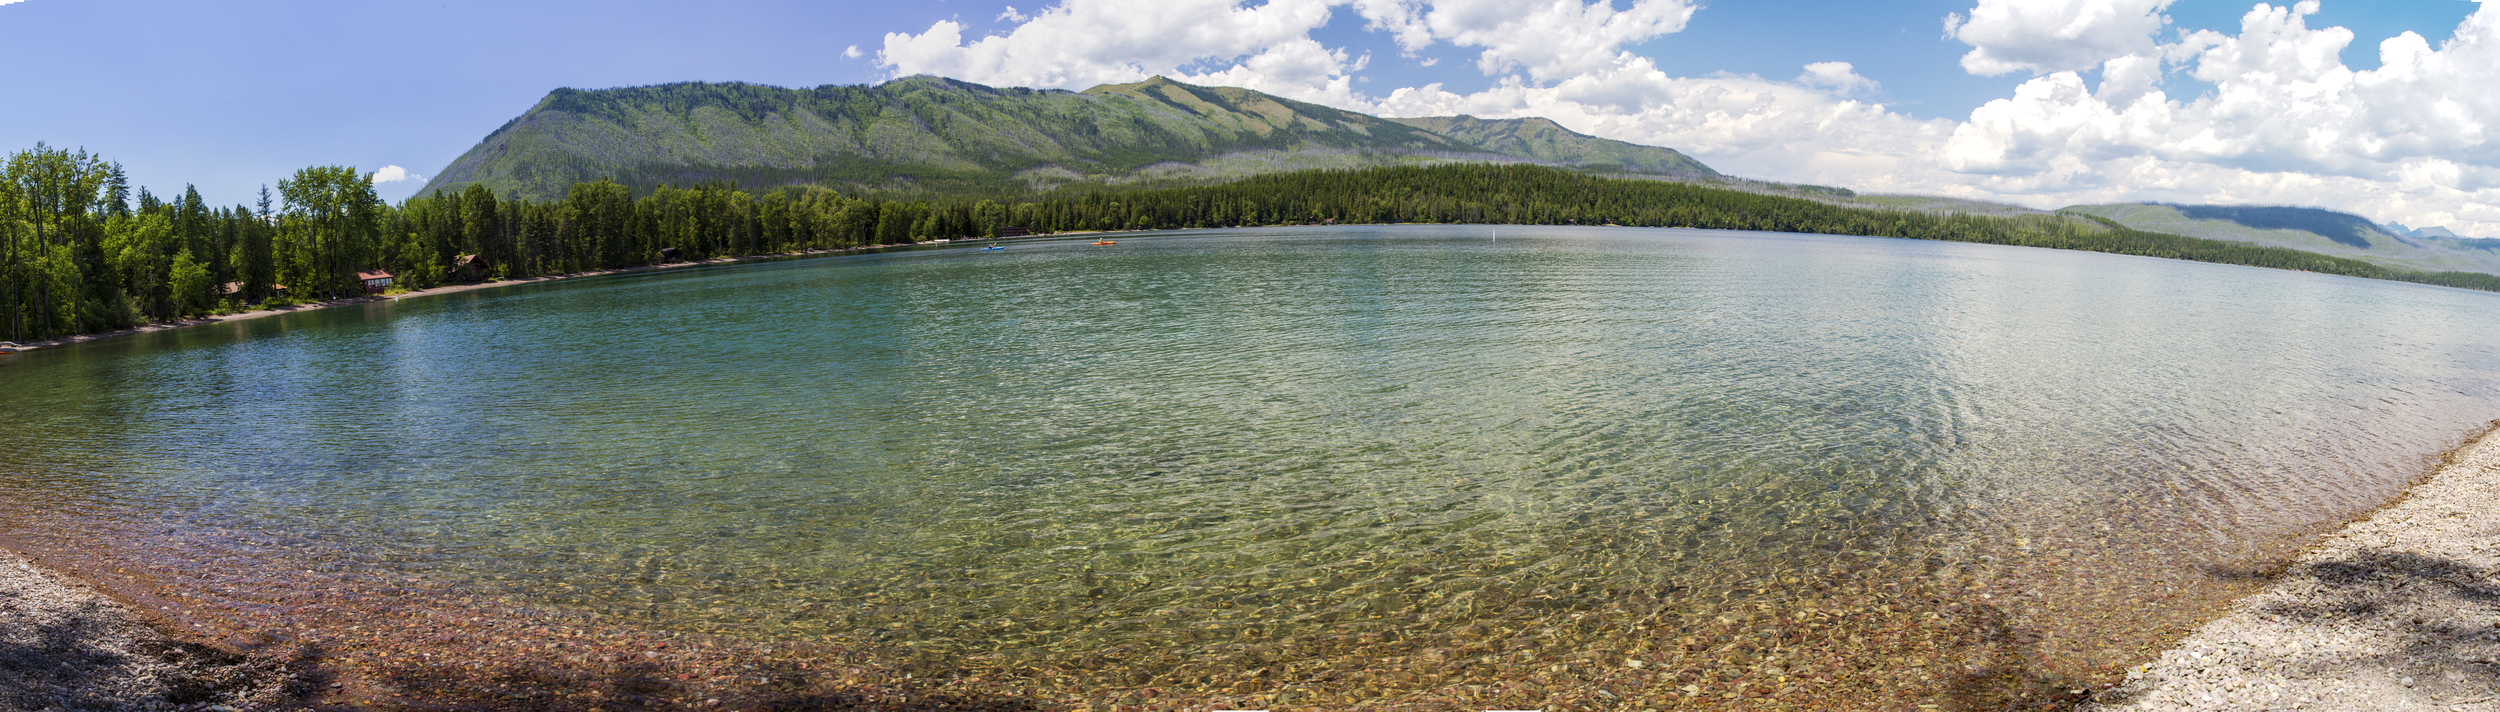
0,241,934,355
0,546,305,710
2084,421,2500,710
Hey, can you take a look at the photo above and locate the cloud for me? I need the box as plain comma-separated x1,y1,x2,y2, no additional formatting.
844,45,862,59
871,0,2500,235
0,1,26,6
879,0,1697,102
1796,61,1879,95
879,0,1350,94
1933,0,2500,233
998,6,1030,22
370,165,422,184
1945,0,2174,76
1360,0,1699,82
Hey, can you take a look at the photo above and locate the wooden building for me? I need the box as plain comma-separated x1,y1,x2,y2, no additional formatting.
357,270,395,295
220,282,287,304
450,254,490,283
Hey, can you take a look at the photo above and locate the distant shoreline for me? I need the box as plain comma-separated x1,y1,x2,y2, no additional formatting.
0,241,938,356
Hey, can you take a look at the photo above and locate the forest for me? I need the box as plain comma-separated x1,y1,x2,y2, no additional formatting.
6,142,2497,344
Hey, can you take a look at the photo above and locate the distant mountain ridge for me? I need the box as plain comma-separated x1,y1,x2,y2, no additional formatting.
419,76,1716,202
2062,203,2500,275
1384,115,1715,175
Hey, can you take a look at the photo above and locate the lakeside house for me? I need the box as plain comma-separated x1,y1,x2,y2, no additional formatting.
219,282,287,304
659,247,686,263
450,254,490,283
358,271,395,295
995,226,1034,238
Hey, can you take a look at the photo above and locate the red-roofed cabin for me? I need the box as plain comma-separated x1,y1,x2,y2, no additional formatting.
357,270,394,295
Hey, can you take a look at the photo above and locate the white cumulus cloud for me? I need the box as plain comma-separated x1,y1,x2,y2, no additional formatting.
1939,1,2500,233
879,0,1352,96
844,45,862,59
1355,0,1699,82
370,165,423,184
1796,61,1879,95
1945,0,2174,76
878,0,1698,105
872,0,2500,235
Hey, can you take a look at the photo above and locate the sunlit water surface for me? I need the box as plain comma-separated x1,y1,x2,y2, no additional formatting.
8,226,2500,708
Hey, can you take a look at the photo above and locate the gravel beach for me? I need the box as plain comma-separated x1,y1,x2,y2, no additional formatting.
0,548,304,712
2085,426,2500,711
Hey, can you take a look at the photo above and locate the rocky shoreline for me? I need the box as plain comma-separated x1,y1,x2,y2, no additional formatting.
2084,424,2500,711
0,548,307,711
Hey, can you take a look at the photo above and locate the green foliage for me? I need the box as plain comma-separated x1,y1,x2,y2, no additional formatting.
0,143,116,340
276,165,386,299
169,251,212,319
12,147,2500,344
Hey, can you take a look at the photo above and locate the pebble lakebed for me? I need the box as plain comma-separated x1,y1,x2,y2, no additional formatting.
2,483,2350,711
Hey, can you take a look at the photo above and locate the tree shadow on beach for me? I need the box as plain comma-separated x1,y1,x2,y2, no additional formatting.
2250,549,2500,693
0,601,319,712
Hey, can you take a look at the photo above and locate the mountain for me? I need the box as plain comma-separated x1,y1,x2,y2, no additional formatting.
417,76,1716,202
1383,115,1714,176
2061,203,2500,275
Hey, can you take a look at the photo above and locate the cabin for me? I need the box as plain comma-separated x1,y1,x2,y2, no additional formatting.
357,270,395,295
220,282,287,304
659,247,686,263
449,254,490,283
995,226,1034,238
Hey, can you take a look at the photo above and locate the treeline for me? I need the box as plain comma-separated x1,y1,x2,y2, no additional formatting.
0,143,995,342
969,164,2500,292
7,147,2496,343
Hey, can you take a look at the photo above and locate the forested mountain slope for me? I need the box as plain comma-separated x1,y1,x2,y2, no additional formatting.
417,76,1716,202
2062,203,2500,276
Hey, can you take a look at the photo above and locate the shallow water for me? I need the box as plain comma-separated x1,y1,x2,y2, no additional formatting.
7,225,2500,708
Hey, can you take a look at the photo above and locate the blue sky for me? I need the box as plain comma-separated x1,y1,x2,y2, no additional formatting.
2,0,2494,233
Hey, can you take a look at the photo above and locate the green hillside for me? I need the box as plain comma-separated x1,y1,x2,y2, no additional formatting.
419,76,1716,202
1383,115,1716,175
2061,203,2500,275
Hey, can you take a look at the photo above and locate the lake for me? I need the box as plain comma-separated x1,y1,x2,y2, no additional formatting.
7,225,2499,709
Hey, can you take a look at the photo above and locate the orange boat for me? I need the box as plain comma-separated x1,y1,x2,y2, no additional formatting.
1091,239,1116,245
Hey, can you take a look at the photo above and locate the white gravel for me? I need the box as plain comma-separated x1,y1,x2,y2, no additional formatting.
0,548,299,712
2085,431,2500,712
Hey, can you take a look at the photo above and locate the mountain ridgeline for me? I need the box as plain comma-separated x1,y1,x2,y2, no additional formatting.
1383,115,1714,175
417,76,1716,202
2061,203,2500,276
